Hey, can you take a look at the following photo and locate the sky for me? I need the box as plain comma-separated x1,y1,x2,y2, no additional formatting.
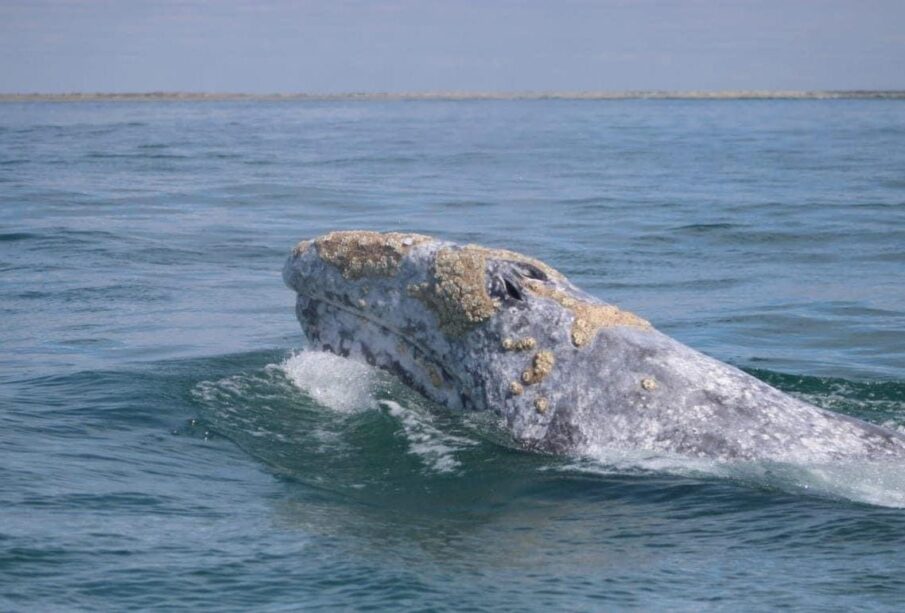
1,0,904,93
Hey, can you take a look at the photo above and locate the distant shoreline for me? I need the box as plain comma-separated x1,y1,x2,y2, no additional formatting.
2,90,905,102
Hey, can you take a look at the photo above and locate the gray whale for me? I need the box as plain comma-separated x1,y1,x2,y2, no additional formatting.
283,230,905,462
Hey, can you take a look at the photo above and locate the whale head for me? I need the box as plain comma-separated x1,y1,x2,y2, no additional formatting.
283,230,651,450
284,231,905,464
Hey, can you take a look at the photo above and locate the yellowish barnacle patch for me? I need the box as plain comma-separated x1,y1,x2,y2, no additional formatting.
412,247,500,336
524,280,650,347
409,242,573,338
314,230,431,279
534,397,550,414
462,245,566,283
509,381,524,396
502,337,537,351
641,377,658,391
292,239,312,256
521,350,555,385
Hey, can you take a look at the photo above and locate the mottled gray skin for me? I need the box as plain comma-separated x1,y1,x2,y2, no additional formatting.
284,232,905,462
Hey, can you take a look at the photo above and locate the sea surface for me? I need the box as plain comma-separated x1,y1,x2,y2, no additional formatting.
2,99,904,611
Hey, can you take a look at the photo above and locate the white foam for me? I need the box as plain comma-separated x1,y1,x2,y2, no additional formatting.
380,399,475,474
560,446,905,508
280,352,477,473
201,351,905,507
881,420,905,435
280,351,379,413
755,461,905,508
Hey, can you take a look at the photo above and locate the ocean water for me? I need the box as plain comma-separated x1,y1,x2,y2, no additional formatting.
2,98,904,611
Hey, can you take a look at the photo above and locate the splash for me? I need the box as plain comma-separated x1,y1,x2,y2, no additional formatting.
280,350,379,413
280,351,477,474
194,352,905,506
561,447,905,508
379,399,476,474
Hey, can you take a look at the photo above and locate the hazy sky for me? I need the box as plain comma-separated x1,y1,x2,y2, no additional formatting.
1,0,904,93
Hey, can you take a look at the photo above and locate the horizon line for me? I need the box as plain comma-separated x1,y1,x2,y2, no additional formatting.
2,89,905,102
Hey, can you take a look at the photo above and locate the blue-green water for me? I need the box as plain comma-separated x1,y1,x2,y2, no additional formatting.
2,99,905,611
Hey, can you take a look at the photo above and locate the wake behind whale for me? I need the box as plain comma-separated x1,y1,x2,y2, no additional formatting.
190,349,905,508
282,231,905,467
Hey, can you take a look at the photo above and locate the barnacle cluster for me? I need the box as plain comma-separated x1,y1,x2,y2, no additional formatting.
315,231,431,279
524,280,650,347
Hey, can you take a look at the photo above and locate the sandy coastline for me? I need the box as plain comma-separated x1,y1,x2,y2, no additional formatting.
2,90,905,102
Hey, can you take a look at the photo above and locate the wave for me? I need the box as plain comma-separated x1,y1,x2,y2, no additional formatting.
557,448,905,509
191,350,905,507
191,351,482,481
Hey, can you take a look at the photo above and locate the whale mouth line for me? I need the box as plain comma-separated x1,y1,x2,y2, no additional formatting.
300,293,463,394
